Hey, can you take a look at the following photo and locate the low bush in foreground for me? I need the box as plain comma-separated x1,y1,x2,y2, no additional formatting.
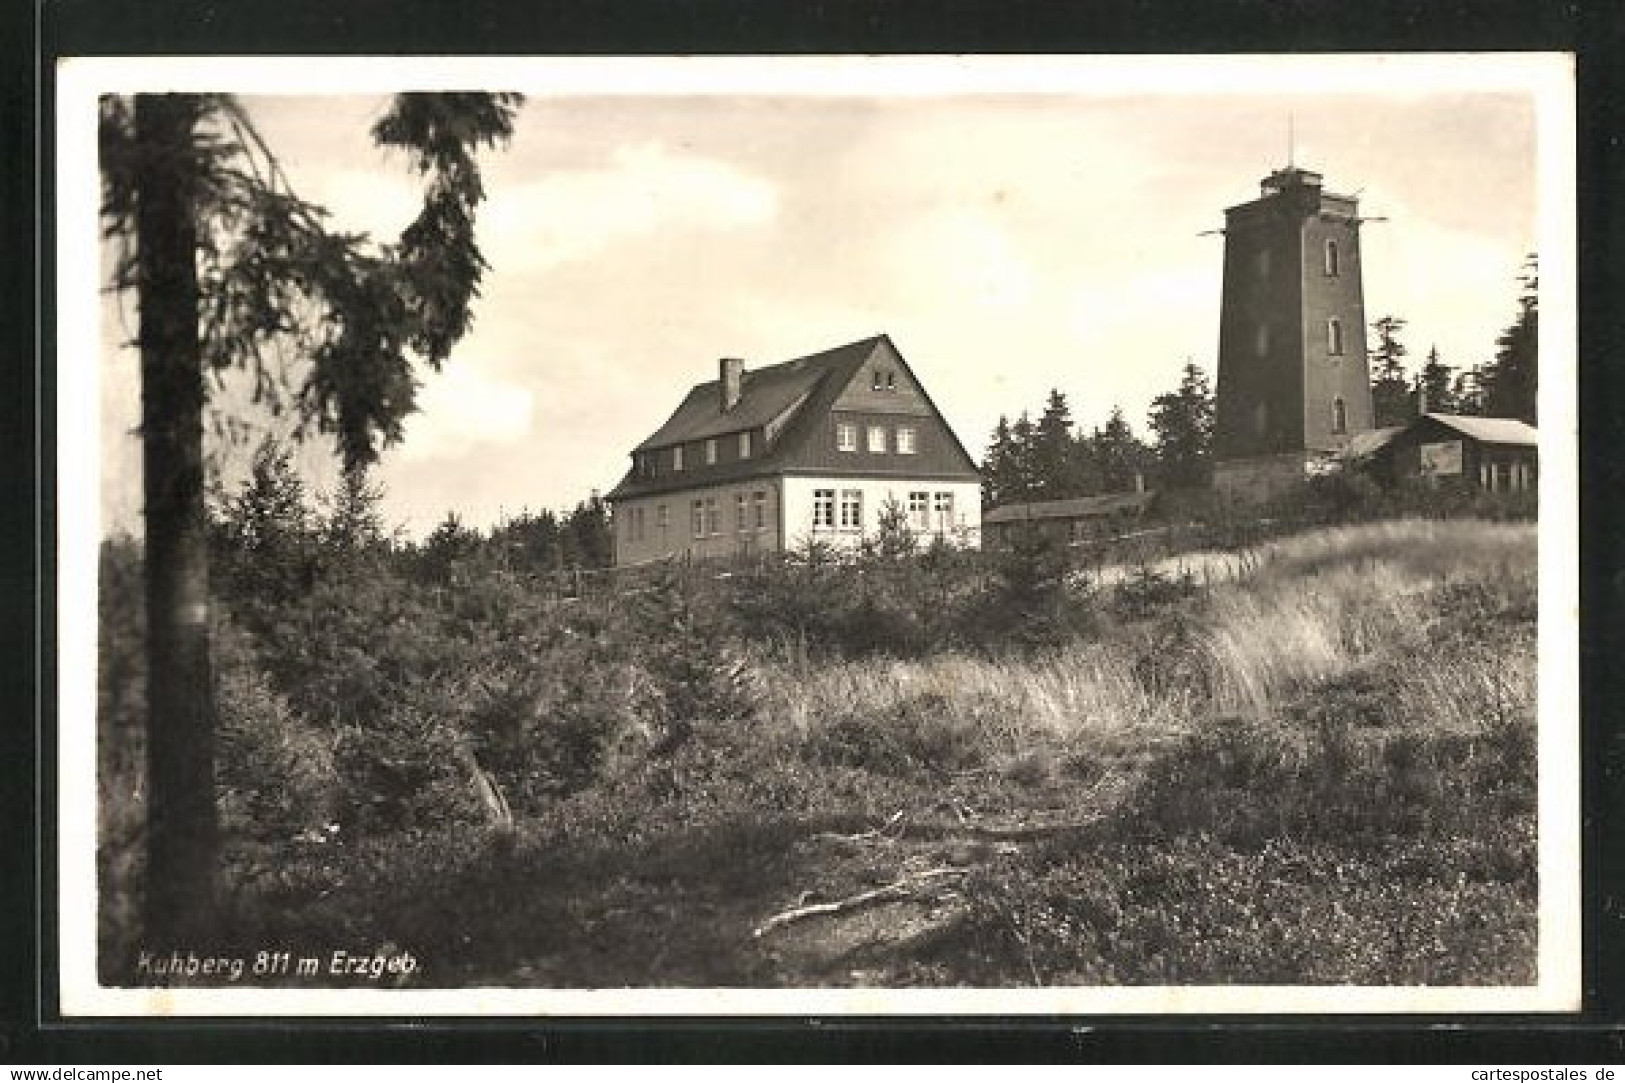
99,517,1540,988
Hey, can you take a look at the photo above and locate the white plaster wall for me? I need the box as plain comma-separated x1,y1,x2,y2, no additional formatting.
779,475,982,551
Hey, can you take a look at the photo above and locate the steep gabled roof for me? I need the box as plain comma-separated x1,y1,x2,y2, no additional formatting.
633,336,882,452
608,334,979,501
984,490,1157,525
1421,413,1538,447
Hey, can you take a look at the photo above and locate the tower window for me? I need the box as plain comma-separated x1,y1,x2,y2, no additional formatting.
1332,397,1348,435
1324,239,1340,277
1327,318,1344,355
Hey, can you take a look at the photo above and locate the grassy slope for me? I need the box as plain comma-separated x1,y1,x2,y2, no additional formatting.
267,518,1537,988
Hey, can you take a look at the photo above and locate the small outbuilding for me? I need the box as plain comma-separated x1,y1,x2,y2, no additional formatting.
1348,413,1538,493
982,489,1159,549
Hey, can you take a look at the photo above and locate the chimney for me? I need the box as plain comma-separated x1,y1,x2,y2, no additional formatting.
720,358,744,412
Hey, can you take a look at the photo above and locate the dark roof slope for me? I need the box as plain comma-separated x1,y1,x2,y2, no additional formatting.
608,335,980,501
634,337,883,452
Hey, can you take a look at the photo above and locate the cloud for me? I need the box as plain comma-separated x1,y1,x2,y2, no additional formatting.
398,363,536,462
480,142,779,273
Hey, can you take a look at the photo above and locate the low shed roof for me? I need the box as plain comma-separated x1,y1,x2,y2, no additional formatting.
1421,413,1538,447
984,490,1156,525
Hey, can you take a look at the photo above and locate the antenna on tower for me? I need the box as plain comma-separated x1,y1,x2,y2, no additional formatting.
1287,112,1296,168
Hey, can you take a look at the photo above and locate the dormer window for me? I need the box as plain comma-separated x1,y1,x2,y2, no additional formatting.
705,438,718,465
738,431,751,458
672,445,684,472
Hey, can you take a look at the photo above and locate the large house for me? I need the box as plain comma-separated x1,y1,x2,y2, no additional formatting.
605,335,982,565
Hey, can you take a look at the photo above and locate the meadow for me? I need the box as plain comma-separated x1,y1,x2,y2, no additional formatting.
96,509,1540,988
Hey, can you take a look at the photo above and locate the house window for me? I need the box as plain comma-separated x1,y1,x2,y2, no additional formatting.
633,507,645,542
933,492,955,534
812,489,836,530
908,491,930,531
690,499,704,539
839,489,863,531
1327,318,1344,355
673,445,684,472
886,371,896,391
657,504,669,543
1332,397,1348,435
738,431,751,459
1255,322,1270,357
735,492,748,532
896,426,917,454
836,422,857,452
868,425,887,454
705,438,718,465
704,496,720,535
753,490,767,531
872,369,884,391
1324,239,1340,277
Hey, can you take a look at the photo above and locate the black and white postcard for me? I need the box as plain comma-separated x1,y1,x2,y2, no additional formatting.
55,53,1578,1016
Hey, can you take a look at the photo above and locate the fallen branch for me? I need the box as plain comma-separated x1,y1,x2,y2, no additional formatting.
812,809,906,845
753,867,965,939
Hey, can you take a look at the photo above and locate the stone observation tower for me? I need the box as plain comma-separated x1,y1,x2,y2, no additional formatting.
1211,165,1375,500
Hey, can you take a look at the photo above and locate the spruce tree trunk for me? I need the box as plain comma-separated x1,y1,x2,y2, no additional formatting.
135,94,219,947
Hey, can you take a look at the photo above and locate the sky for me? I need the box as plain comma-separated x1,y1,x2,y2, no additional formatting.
92,59,1551,539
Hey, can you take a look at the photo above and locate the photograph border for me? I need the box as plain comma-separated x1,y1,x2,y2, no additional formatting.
22,0,1625,1060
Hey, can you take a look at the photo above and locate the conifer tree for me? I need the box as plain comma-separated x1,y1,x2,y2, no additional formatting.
1370,316,1415,427
99,91,520,941
1414,345,1457,415
1147,362,1216,488
1483,255,1538,423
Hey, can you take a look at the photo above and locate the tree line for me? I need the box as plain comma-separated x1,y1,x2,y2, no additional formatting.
213,440,616,611
983,257,1540,509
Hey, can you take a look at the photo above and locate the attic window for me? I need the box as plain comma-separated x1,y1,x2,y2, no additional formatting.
872,369,884,391
738,431,752,458
705,438,718,465
672,445,684,472
886,371,896,391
